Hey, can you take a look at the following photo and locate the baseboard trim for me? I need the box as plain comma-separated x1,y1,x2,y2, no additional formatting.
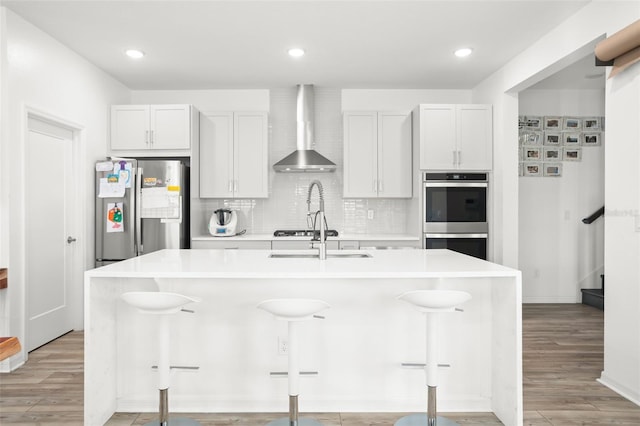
522,296,579,304
598,373,640,406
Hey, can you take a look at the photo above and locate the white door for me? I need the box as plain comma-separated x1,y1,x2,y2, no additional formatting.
200,112,234,197
377,111,412,198
234,112,268,198
419,104,457,170
343,111,377,198
26,117,76,351
457,104,493,170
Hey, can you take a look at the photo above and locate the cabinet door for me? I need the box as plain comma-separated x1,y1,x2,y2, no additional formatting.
343,112,377,198
419,105,456,170
110,105,149,150
150,105,191,150
234,112,268,198
457,105,492,170
200,112,234,198
377,112,412,198
191,240,271,249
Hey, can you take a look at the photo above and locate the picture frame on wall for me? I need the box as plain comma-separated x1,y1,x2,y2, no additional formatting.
523,162,542,177
563,132,581,146
525,116,543,130
564,147,582,161
543,147,562,161
544,116,562,129
583,117,601,130
522,131,543,145
523,147,542,161
543,163,562,177
563,117,582,130
583,132,601,146
544,131,562,146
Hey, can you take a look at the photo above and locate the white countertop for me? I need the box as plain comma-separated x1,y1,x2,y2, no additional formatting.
86,248,518,279
191,233,420,241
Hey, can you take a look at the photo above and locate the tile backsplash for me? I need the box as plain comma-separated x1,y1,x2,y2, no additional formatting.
193,87,413,236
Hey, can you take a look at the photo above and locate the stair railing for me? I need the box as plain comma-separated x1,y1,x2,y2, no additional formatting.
582,206,605,224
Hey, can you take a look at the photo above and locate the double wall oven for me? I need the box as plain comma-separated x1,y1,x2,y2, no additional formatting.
423,172,488,259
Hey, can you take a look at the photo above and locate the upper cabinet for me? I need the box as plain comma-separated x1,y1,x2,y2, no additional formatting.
110,104,193,154
343,111,412,198
199,111,268,198
415,104,492,171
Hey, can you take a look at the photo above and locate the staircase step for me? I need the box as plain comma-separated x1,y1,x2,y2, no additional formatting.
581,288,604,310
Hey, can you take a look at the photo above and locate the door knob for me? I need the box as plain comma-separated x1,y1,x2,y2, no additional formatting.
67,236,77,244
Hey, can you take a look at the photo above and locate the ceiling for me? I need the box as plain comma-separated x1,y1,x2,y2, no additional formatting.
2,0,594,90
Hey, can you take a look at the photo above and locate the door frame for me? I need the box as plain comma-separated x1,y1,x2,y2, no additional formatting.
22,106,85,355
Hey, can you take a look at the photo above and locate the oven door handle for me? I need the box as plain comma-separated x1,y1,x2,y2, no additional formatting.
424,182,488,188
425,233,488,239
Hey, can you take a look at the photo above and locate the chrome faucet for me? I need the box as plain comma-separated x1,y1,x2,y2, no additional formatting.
307,180,327,260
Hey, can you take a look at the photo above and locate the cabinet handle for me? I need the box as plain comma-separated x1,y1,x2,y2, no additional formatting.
150,130,154,145
234,180,238,192
145,130,149,144
373,179,377,193
228,180,233,193
458,150,462,165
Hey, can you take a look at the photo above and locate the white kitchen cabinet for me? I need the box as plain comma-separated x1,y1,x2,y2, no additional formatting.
416,104,492,170
343,111,412,198
271,240,339,250
191,240,271,250
199,111,268,198
358,240,422,249
110,104,192,152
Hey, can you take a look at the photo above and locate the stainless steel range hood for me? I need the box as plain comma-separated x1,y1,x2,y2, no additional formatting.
273,84,337,172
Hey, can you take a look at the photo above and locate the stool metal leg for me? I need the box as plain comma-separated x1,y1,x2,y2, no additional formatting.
264,320,323,426
394,312,459,426
141,314,201,426
160,388,168,425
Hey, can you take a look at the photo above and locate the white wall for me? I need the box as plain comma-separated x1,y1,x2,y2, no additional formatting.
601,66,640,405
472,0,640,405
519,89,605,303
0,8,9,353
132,89,270,111
0,8,130,370
342,89,471,110
134,88,471,238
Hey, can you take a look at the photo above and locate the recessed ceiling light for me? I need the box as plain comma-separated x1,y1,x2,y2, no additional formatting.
454,48,473,58
288,48,305,58
125,49,145,59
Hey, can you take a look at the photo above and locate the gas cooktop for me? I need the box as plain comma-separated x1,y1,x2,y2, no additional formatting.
273,229,339,237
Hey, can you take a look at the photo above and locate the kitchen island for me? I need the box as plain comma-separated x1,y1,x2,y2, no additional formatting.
84,249,522,426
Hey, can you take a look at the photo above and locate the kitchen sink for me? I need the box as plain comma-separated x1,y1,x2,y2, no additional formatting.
269,252,372,259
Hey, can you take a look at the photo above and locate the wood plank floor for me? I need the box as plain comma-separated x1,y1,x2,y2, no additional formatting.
1,304,639,425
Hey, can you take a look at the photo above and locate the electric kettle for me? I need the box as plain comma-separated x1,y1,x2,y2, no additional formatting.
208,208,238,236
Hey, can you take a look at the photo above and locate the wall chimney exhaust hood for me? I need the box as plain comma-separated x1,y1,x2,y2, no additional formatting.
273,84,336,172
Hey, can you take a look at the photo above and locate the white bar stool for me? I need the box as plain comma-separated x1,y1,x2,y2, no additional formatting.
257,298,330,426
121,291,202,426
395,290,472,426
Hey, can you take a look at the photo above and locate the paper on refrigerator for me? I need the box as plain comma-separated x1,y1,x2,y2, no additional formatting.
140,187,181,219
106,202,124,233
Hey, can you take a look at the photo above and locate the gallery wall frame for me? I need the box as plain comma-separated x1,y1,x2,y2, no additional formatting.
518,115,604,178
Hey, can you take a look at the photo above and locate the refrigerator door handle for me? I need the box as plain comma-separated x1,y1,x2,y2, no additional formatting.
135,166,143,255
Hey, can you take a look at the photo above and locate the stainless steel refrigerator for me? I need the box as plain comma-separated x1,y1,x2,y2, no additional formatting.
95,158,189,267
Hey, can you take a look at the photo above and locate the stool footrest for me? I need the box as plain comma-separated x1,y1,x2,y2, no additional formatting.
152,365,200,370
401,363,451,368
270,371,318,376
